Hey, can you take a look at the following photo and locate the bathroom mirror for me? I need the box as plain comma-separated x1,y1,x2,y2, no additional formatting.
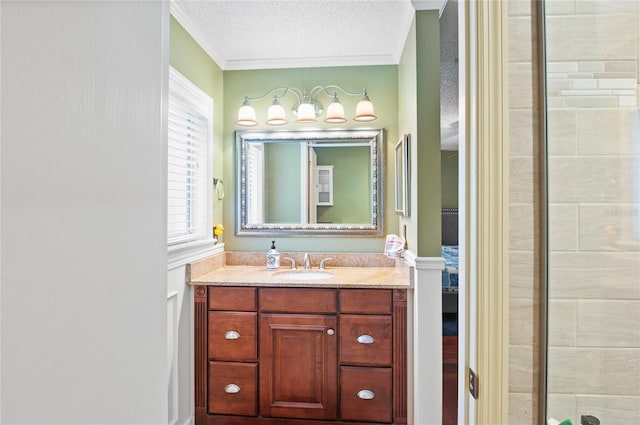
236,128,384,236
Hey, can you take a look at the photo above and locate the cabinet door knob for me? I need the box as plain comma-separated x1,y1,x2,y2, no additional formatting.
224,384,241,394
326,328,335,336
357,389,375,400
224,330,240,340
357,334,375,344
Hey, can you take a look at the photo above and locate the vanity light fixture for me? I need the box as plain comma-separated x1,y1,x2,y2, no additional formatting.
235,85,377,127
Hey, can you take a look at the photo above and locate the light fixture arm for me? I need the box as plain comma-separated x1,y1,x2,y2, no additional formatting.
240,85,368,106
240,86,305,105
309,84,368,101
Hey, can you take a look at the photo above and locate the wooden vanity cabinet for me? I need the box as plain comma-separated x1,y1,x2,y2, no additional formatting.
194,285,407,425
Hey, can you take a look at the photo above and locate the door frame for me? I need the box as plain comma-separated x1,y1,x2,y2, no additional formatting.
461,0,511,423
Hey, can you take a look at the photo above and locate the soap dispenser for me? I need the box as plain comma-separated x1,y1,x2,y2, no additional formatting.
266,240,280,270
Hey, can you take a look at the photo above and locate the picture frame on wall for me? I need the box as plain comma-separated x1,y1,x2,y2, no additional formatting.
394,134,410,216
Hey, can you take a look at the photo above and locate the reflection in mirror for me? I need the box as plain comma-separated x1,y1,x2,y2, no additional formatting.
236,129,384,236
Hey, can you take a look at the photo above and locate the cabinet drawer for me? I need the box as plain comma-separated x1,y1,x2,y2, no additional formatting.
209,286,256,311
340,366,392,423
339,289,391,314
339,314,392,366
259,288,336,313
208,312,257,361
209,361,257,416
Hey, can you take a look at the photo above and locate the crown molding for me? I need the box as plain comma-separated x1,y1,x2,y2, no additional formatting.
411,0,448,17
170,1,227,69
392,3,419,64
223,54,398,71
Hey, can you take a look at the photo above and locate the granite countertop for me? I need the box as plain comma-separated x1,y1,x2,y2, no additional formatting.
190,265,412,289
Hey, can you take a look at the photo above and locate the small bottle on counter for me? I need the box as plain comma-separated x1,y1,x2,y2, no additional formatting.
266,240,280,270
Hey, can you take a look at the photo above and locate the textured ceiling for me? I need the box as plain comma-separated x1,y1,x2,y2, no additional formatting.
171,0,446,70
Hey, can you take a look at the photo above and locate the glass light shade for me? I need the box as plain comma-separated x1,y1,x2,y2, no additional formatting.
295,102,317,123
266,102,288,126
236,104,258,127
324,100,346,124
354,98,377,122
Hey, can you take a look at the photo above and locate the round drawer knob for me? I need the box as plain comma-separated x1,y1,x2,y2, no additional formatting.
326,328,335,336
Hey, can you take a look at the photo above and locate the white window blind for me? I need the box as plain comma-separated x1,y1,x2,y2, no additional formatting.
168,68,213,246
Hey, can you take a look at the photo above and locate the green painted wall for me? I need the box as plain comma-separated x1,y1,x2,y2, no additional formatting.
398,16,418,249
397,12,442,257
169,17,225,231
441,151,458,209
223,66,399,253
416,11,442,257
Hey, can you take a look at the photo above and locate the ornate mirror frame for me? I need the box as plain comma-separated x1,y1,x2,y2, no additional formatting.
236,128,384,237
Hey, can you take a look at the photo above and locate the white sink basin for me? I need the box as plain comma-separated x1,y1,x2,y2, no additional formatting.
274,270,334,280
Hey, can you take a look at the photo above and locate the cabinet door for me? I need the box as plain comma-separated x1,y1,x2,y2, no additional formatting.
259,313,337,420
316,165,333,206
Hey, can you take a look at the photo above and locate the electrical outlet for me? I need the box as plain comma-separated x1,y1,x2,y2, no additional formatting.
469,368,479,399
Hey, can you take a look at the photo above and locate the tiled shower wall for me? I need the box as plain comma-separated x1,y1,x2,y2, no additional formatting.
547,60,637,109
509,1,639,424
545,1,640,424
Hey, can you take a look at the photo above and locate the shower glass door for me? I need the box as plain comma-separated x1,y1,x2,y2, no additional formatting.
544,1,640,424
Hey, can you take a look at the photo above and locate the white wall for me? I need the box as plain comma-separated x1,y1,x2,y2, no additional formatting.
1,1,169,423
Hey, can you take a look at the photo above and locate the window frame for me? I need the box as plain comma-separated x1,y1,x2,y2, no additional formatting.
167,67,220,268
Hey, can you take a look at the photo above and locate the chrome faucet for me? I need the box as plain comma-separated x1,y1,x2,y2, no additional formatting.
319,257,333,270
303,253,311,270
282,257,296,269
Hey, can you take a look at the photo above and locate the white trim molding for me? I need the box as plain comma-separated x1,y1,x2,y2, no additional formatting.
403,250,446,272
168,241,224,270
170,1,227,68
167,291,179,425
404,251,445,425
474,0,510,423
411,0,448,17
223,54,398,71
